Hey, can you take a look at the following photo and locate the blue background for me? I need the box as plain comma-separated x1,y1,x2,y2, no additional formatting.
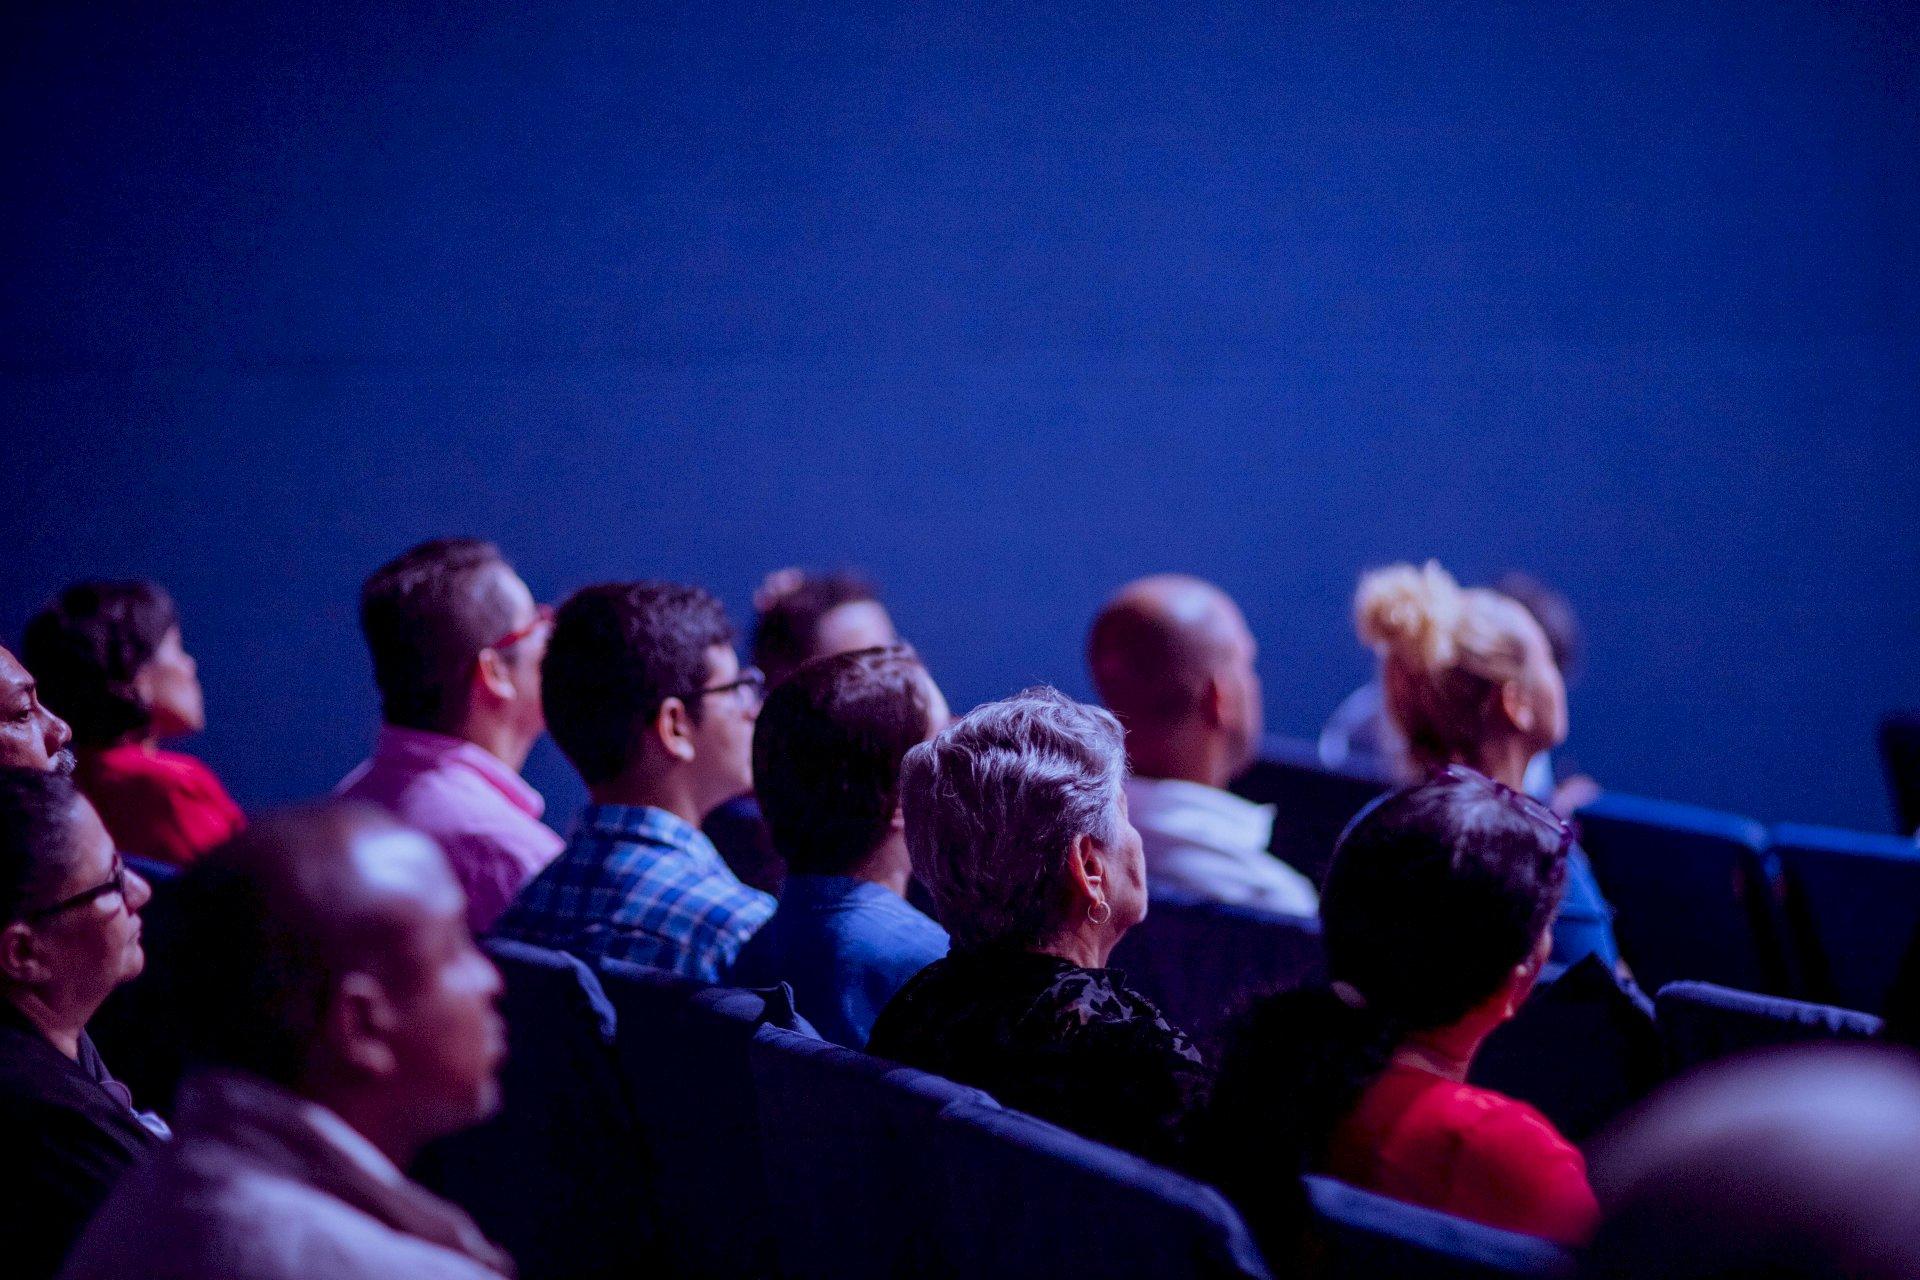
2,2,1915,831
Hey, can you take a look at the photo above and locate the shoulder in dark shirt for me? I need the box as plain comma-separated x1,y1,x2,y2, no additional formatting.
867,947,1209,1165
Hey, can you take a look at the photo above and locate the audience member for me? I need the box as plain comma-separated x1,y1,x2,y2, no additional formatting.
867,687,1207,1165
1088,574,1317,915
733,645,951,1046
1322,570,1595,809
1198,766,1595,1250
0,769,161,1280
494,582,775,980
707,568,900,894
1584,1048,1920,1280
335,538,563,933
1351,561,1620,970
752,567,898,689
22,581,242,865
60,803,511,1280
0,645,76,774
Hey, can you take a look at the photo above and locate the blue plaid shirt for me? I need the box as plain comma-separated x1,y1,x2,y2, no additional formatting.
492,803,775,982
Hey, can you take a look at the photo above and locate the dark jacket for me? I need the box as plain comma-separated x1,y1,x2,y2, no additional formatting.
0,1000,162,1280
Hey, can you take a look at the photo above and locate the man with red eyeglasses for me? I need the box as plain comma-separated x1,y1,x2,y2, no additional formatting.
336,538,562,933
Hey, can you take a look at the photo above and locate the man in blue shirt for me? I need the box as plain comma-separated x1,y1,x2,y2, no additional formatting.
494,582,773,981
733,645,950,1046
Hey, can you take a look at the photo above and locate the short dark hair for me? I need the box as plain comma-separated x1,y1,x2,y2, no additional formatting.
753,645,934,875
1198,768,1571,1250
0,768,83,925
358,538,519,732
21,580,180,748
542,582,735,786
753,570,881,685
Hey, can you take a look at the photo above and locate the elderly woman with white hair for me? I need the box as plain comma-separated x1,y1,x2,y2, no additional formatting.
866,687,1207,1165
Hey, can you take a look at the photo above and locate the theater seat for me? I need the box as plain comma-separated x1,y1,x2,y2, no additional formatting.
1773,824,1920,1012
1655,980,1882,1074
1574,791,1782,994
750,1025,995,1279
595,960,800,1279
413,939,639,1280
928,1098,1273,1279
1880,712,1920,838
1110,892,1324,1046
1303,1176,1572,1279
1230,736,1391,888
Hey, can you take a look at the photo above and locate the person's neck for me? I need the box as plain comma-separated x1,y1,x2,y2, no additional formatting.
4,989,88,1060
1035,924,1111,970
305,1084,426,1170
1466,738,1535,793
842,835,912,898
1391,1019,1492,1084
1126,726,1233,791
589,772,707,829
445,716,534,774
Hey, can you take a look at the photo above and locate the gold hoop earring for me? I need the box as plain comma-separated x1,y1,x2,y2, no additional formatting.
1087,900,1112,926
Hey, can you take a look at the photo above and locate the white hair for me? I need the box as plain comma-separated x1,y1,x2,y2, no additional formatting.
899,685,1127,950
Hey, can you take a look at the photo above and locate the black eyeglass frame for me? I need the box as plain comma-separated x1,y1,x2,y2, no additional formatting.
670,666,767,706
24,855,131,921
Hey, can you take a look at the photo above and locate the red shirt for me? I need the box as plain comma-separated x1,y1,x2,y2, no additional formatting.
77,744,246,868
1324,1063,1598,1245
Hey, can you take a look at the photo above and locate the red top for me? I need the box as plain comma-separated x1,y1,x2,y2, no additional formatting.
1324,1062,1598,1245
77,743,246,868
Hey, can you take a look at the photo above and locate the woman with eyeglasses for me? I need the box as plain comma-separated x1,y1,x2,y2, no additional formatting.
0,767,165,1280
22,580,243,867
1353,560,1620,971
1196,768,1598,1252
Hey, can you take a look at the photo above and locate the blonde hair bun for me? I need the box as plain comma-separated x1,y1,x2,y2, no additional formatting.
1355,560,1464,669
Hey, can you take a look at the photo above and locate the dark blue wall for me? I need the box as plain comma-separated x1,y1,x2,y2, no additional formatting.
3,2,1916,830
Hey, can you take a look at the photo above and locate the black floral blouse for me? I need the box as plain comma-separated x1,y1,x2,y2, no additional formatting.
866,946,1209,1165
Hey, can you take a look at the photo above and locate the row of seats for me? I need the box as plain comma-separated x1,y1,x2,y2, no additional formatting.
1233,736,1920,1010
429,939,1574,1280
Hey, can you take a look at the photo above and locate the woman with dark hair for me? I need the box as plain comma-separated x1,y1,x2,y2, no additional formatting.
22,581,243,866
0,768,163,1279
1198,766,1596,1249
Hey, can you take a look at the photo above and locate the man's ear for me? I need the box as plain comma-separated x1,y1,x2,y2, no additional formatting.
653,698,697,764
1201,673,1229,730
326,972,400,1079
0,922,50,986
1500,680,1536,735
473,648,518,704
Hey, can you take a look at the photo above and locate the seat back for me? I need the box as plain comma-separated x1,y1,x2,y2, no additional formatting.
1471,955,1663,1144
1303,1177,1571,1279
1773,824,1920,1012
1574,791,1782,993
927,1098,1272,1280
596,959,785,1279
1111,894,1323,1047
1880,711,1920,838
750,1026,994,1279
1230,736,1391,888
1655,979,1882,1074
414,940,638,1280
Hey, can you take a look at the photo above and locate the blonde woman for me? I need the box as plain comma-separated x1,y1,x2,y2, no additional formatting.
1354,561,1619,971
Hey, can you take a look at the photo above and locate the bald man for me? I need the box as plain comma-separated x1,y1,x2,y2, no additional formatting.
1586,1048,1920,1279
62,804,512,1280
1087,575,1317,915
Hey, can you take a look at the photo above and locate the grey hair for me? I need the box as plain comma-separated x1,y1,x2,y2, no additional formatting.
900,685,1128,950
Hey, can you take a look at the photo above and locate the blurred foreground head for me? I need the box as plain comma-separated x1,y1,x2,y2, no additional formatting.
172,803,504,1162
1586,1047,1920,1280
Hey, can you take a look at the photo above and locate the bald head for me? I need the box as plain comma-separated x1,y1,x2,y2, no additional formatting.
171,803,464,1085
1089,575,1247,722
1087,576,1263,786
1586,1048,1920,1279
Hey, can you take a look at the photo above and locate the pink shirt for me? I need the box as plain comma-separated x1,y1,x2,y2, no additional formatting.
335,726,564,933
